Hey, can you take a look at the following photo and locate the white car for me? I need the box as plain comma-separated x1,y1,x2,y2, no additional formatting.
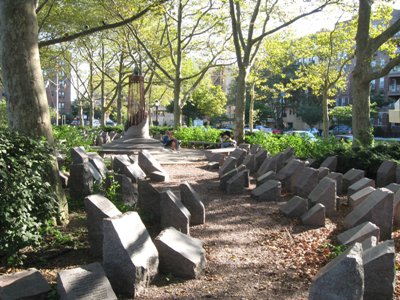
286,130,317,141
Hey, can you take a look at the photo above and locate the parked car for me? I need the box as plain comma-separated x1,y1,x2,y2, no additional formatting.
255,125,273,133
307,127,320,136
285,130,317,141
335,134,353,142
329,125,352,135
106,119,116,126
272,128,282,134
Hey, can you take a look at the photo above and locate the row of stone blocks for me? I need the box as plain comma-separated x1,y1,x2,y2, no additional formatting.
0,181,206,299
67,146,169,202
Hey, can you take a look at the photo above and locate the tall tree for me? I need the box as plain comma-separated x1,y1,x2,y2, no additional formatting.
352,1,400,145
131,0,232,128
291,20,355,137
0,0,165,223
229,0,342,142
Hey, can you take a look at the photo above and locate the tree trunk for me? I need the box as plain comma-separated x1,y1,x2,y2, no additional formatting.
234,67,247,143
248,81,255,133
0,0,68,223
173,77,182,129
322,90,329,138
351,68,372,145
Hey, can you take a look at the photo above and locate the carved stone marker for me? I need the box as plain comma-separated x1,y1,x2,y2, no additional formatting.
319,156,337,172
280,195,308,218
348,186,375,208
138,179,162,221
84,194,121,258
230,148,247,165
160,190,191,234
347,177,375,196
0,268,50,300
180,181,205,225
342,168,365,194
376,160,397,187
103,211,159,298
219,156,237,177
337,221,380,246
308,243,364,300
57,262,117,299
251,180,281,202
344,188,394,240
226,170,250,194
363,240,396,300
301,203,325,227
308,177,336,217
138,150,169,182
155,227,207,279
292,167,319,198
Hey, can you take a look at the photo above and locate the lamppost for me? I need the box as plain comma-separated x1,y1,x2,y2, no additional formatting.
45,72,59,125
155,100,160,125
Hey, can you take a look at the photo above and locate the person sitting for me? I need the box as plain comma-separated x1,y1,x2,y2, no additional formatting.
220,131,236,148
161,131,179,151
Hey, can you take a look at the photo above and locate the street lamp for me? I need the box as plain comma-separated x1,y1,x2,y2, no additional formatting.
155,100,160,125
45,72,59,126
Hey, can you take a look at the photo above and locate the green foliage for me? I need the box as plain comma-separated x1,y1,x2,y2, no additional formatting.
0,129,58,265
0,99,7,127
191,78,228,117
322,243,348,260
174,126,222,146
150,125,174,138
329,105,352,126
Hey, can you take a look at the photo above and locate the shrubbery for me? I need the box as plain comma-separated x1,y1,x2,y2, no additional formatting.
0,129,58,265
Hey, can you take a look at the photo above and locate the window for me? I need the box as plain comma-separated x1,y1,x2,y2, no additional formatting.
341,97,346,106
58,102,65,109
381,59,385,67
371,80,376,90
379,78,385,89
58,91,65,97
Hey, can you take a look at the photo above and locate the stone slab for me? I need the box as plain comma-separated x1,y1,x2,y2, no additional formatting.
226,170,249,194
57,262,117,299
325,172,343,195
301,203,325,227
138,150,169,181
377,160,397,187
84,194,122,258
344,188,394,240
276,159,304,190
230,148,247,165
219,165,246,191
69,163,94,201
180,181,205,225
103,211,159,298
317,167,330,181
292,167,319,198
342,168,365,194
219,156,237,177
155,227,206,279
87,152,108,178
337,221,380,246
0,268,50,300
256,156,277,177
251,180,281,202
161,190,191,235
71,146,89,164
348,177,375,196
363,240,396,300
348,186,375,208
138,179,162,221
280,196,308,218
319,156,337,172
386,183,400,227
308,243,364,300
308,177,336,217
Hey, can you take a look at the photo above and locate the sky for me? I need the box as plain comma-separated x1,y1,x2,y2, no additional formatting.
292,1,400,37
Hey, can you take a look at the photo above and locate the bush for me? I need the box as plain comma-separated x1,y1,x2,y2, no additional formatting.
174,126,222,147
0,129,58,265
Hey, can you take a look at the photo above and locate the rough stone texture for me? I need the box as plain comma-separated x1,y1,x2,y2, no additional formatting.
219,165,246,191
319,156,337,172
207,161,220,170
317,167,330,181
292,167,319,198
149,170,168,182
87,152,108,178
113,174,138,206
113,155,146,183
254,149,268,168
59,171,69,188
71,146,89,164
226,170,249,195
301,203,325,227
276,159,304,190
180,181,205,225
348,186,375,208
385,183,400,227
138,179,162,221
376,160,397,188
361,236,378,250
326,172,343,195
280,196,308,218
238,143,250,152
251,180,281,202
138,150,169,181
250,144,261,154
256,156,277,177
337,221,380,246
206,153,225,165
280,147,294,165
308,243,364,300
344,188,394,240
0,268,51,300
256,170,276,187
88,163,102,185
347,177,375,196
219,156,237,177
242,154,256,173
230,148,247,165
342,168,365,195
160,190,191,235
363,240,396,300
103,211,159,298
57,262,117,300
308,177,336,217
69,163,93,200
84,194,121,258
155,227,207,279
